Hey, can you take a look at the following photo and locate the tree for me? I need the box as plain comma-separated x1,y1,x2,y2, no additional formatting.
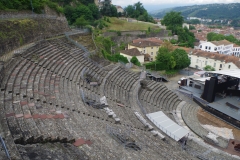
101,0,117,17
161,11,184,35
125,5,135,17
124,2,154,23
74,16,89,27
204,65,215,71
101,0,112,16
177,27,195,48
88,3,100,19
171,48,190,69
130,56,141,66
156,47,176,70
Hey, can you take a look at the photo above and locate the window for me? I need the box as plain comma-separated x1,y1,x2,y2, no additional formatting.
200,45,202,48
205,46,208,49
144,50,145,53
205,61,207,65
214,47,217,51
214,63,216,67
220,64,222,68
196,59,198,63
209,46,211,50
228,65,231,69
151,47,153,49
151,52,153,55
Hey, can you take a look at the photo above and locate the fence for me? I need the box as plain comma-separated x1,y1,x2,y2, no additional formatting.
0,13,67,21
64,30,104,68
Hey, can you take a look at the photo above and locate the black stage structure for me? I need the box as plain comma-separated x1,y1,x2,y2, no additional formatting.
179,69,240,129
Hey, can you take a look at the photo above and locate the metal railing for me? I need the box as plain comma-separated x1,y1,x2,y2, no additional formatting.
64,30,103,68
0,136,10,159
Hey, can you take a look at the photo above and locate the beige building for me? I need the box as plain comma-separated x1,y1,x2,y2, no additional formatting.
128,38,163,61
189,50,240,70
120,48,144,64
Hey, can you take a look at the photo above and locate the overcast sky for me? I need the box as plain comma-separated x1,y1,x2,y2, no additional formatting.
111,0,240,11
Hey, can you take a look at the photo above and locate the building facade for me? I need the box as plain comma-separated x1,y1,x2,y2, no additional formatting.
198,40,240,57
189,50,240,70
120,48,144,63
128,38,163,61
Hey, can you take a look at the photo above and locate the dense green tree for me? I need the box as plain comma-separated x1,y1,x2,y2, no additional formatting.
177,27,195,48
64,3,100,25
125,5,135,17
88,3,100,19
74,15,89,27
161,11,184,35
171,48,190,69
101,0,117,17
161,11,195,48
156,47,176,70
124,2,154,23
130,56,141,66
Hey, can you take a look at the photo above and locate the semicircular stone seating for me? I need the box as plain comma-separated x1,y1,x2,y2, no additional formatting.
138,80,182,121
0,35,234,160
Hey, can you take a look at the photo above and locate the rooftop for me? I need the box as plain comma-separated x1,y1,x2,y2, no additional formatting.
211,40,233,46
120,48,142,56
130,41,160,48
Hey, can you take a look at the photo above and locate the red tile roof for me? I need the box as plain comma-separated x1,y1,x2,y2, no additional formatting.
131,38,163,48
120,48,142,56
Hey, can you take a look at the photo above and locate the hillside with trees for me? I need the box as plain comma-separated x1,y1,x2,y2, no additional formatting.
151,3,240,21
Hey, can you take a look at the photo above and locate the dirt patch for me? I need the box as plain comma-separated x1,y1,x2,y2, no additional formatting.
197,108,240,141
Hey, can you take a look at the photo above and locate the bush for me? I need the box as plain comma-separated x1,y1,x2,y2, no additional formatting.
116,31,121,36
164,69,178,75
98,23,104,29
145,61,165,71
170,39,177,44
130,56,141,66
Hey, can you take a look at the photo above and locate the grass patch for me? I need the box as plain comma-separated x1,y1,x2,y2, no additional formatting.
104,17,158,31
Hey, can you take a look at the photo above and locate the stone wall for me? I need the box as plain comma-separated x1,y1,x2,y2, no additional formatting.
103,29,176,40
0,8,69,57
0,17,69,57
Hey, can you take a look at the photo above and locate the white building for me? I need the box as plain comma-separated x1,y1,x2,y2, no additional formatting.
183,23,189,29
120,48,144,64
198,40,240,57
189,50,240,70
